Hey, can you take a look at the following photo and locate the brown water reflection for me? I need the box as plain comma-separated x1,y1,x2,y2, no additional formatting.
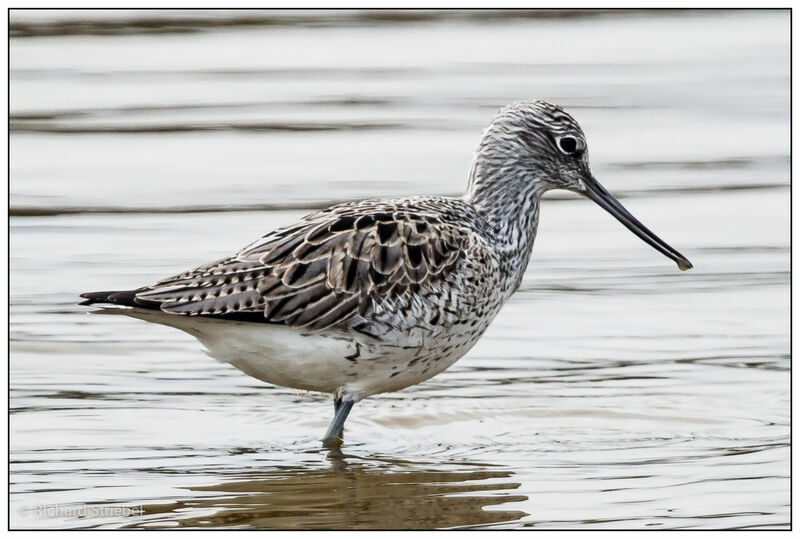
132,454,527,529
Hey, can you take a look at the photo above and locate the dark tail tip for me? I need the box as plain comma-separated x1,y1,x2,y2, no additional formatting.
80,291,113,305
79,289,142,307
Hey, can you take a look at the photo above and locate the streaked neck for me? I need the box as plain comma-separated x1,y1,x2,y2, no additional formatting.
465,158,546,291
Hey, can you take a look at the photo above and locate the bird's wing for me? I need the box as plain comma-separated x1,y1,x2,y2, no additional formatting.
134,203,468,331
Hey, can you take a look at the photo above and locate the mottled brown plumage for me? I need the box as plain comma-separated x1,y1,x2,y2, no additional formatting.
133,201,467,331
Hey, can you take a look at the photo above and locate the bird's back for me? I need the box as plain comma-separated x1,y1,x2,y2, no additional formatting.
82,195,508,339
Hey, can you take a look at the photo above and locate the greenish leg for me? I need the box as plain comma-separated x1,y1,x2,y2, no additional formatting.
321,395,355,448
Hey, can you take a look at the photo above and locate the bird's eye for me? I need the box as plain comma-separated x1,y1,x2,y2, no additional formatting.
558,136,579,155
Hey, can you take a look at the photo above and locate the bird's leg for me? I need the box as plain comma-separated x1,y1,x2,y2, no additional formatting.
322,394,356,448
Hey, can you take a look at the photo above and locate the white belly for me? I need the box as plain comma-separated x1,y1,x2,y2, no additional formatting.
114,308,485,399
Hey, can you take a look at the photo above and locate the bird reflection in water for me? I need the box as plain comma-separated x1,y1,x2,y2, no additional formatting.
129,450,529,529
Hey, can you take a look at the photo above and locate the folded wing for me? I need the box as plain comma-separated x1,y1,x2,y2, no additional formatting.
134,204,467,331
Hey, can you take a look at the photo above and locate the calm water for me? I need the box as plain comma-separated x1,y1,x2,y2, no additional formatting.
9,9,790,530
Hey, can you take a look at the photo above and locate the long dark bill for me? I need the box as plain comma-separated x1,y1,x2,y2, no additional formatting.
583,177,692,271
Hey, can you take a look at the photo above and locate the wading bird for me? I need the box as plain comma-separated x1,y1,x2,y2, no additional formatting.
81,100,692,447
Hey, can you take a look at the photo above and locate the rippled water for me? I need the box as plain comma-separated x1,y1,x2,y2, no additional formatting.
9,9,790,529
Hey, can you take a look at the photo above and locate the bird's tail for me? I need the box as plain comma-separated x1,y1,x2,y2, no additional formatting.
79,289,158,308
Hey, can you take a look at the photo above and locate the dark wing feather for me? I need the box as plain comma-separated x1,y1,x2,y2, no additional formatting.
132,205,466,330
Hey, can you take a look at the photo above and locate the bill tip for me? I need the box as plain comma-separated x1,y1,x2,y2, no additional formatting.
677,259,693,271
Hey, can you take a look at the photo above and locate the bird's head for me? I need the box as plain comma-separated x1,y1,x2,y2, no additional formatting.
469,100,692,271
